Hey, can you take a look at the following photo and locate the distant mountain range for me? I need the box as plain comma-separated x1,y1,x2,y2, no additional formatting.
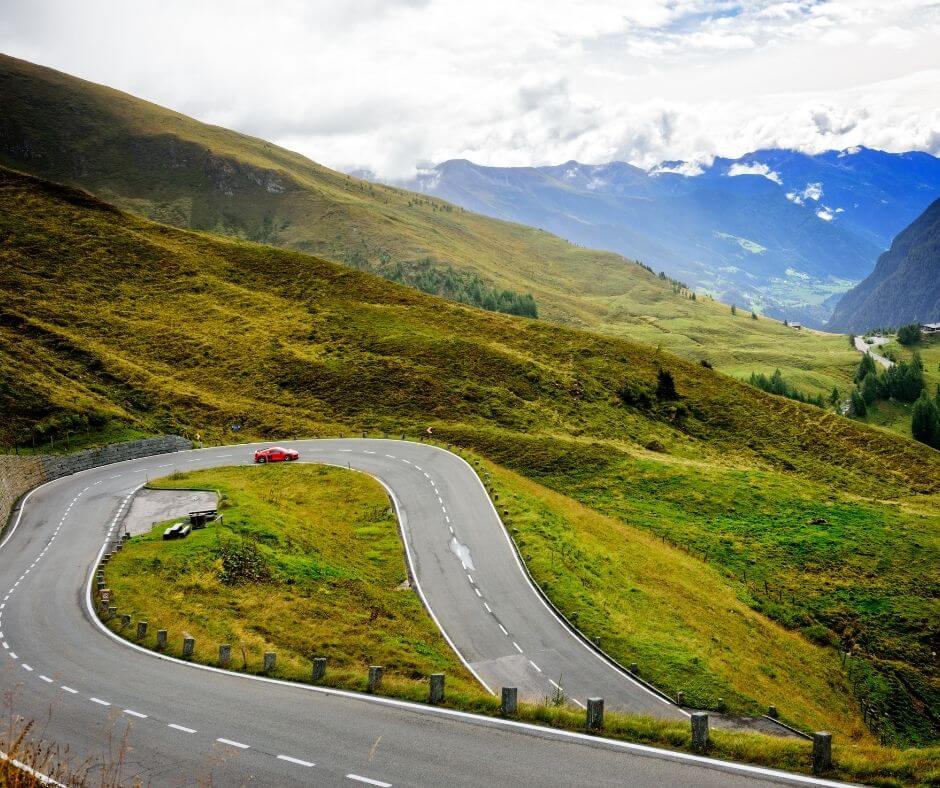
828,197,940,332
385,149,940,326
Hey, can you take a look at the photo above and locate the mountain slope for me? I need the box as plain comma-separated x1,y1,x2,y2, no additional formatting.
828,198,940,332
399,150,940,325
0,53,660,327
0,54,861,398
1,165,937,745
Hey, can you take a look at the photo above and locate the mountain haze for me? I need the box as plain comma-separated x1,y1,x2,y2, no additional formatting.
828,198,940,332
396,150,940,326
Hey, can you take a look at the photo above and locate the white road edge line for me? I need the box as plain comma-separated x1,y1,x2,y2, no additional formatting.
41,441,841,788
0,749,67,787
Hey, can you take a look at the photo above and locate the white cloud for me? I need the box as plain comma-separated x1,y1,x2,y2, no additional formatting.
801,182,823,201
816,207,835,221
0,1,938,177
727,162,783,184
785,191,804,205
649,159,709,176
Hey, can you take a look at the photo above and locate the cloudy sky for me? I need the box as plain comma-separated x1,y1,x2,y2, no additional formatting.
2,0,939,178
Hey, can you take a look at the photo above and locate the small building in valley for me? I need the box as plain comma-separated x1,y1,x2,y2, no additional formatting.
921,322,940,334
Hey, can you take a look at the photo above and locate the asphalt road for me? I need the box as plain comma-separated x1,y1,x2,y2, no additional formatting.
853,335,894,368
0,439,846,786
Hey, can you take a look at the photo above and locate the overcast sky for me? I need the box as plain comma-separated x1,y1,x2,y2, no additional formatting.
2,0,938,178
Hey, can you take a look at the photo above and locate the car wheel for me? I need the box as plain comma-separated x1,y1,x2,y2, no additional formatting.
257,457,266,464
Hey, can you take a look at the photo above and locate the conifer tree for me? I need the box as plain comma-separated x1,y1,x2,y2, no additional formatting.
911,391,940,448
850,389,867,418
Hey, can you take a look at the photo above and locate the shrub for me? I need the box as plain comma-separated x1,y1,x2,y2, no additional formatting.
219,539,271,585
616,381,654,409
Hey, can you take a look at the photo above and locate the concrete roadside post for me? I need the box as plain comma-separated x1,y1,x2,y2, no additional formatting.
136,621,147,639
812,732,832,775
182,634,195,659
120,614,130,628
629,662,639,674
107,605,117,620
691,712,709,752
219,644,231,668
586,697,604,731
676,691,685,706
429,673,445,704
368,665,383,693
768,705,779,719
501,687,517,715
312,657,327,682
263,651,276,672
156,629,167,650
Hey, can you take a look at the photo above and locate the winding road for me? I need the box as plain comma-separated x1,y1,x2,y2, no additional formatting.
0,439,845,786
853,335,894,368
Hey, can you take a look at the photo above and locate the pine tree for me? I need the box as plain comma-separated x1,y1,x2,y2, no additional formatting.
850,389,867,418
730,304,737,316
829,386,840,405
751,311,758,320
656,369,679,400
911,391,940,448
855,353,877,383
861,371,879,404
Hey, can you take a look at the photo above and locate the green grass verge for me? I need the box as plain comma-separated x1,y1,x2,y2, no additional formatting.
101,464,939,786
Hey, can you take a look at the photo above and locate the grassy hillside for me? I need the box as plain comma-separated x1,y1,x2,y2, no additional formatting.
0,54,860,397
0,166,937,747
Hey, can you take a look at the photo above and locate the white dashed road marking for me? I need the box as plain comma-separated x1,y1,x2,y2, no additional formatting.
277,754,315,767
124,709,148,719
216,738,249,749
168,724,196,734
60,686,78,694
90,697,111,706
347,775,392,787
512,642,523,654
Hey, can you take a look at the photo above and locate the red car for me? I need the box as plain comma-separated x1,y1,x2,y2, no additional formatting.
254,446,300,463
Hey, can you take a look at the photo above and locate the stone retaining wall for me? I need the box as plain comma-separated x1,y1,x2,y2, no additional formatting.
0,455,47,533
0,435,192,529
